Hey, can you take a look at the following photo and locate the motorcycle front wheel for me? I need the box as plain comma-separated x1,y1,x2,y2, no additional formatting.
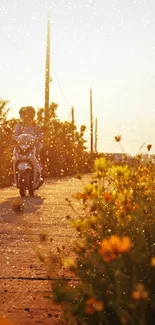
28,170,35,197
19,172,26,197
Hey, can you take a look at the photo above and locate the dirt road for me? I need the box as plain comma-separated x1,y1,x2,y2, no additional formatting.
0,176,90,325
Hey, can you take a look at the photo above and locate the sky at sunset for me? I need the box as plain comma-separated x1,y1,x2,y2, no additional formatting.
1,0,155,155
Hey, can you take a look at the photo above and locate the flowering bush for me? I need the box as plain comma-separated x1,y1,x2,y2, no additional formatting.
49,140,155,325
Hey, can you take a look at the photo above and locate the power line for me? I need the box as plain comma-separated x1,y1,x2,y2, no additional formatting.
50,61,73,108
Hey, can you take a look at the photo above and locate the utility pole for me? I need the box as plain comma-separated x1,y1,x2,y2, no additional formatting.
94,117,98,152
90,88,93,152
71,106,75,142
44,10,50,126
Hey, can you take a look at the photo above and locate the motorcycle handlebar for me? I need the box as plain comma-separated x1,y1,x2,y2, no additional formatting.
13,135,39,144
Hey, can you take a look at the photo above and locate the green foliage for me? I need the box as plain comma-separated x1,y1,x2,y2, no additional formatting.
37,102,95,177
49,154,155,325
0,100,17,186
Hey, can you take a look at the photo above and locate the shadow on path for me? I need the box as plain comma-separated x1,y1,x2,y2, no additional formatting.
0,195,45,223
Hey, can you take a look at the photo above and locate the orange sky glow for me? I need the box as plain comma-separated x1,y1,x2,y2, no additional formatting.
1,0,155,155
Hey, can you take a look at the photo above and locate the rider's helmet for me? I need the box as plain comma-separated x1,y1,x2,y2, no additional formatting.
19,106,35,122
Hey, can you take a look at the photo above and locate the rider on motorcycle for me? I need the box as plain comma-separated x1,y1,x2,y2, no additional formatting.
13,106,44,186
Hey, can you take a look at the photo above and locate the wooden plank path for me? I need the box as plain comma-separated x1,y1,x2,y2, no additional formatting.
0,176,90,325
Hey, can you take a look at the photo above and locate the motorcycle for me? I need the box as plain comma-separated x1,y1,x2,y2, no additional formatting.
13,133,42,197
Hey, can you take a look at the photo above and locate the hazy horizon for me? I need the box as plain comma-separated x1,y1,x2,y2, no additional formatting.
1,0,155,155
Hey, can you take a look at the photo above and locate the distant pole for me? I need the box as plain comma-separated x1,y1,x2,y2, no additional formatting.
44,10,50,126
95,117,97,152
71,106,75,142
90,88,93,152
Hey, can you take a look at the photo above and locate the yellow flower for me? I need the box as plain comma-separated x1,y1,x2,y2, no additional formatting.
104,192,113,202
63,258,76,270
89,215,98,226
71,218,83,230
117,165,130,177
99,235,132,262
136,153,142,160
109,235,122,251
109,165,130,179
99,239,111,255
119,236,132,253
94,157,106,172
131,284,148,300
85,298,104,314
74,191,83,200
82,219,89,228
85,183,94,195
151,257,155,267
99,238,118,262
109,235,131,253
85,304,95,315
75,240,86,252
84,183,98,199
94,300,104,312
74,191,88,201
71,218,90,232
131,290,141,300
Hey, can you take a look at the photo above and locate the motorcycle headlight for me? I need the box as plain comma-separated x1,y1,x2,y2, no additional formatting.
17,145,34,155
